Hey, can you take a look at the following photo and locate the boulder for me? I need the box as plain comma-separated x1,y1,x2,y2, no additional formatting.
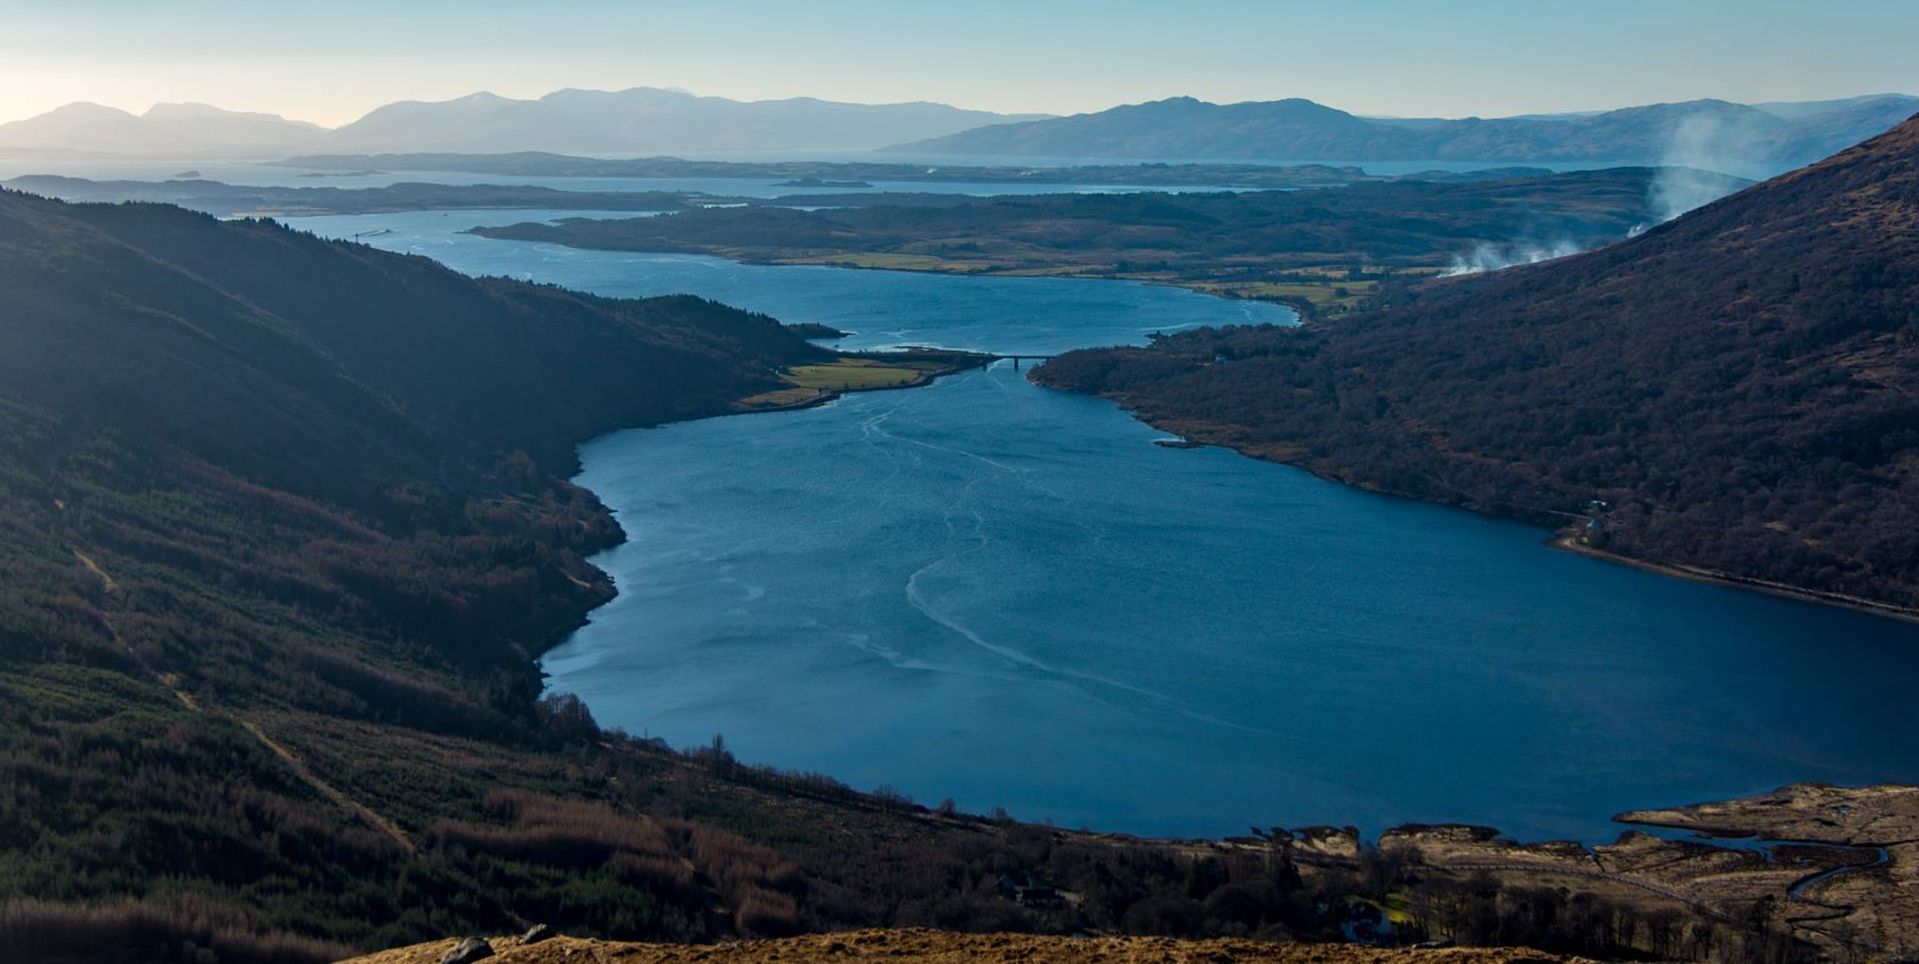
439,937,493,964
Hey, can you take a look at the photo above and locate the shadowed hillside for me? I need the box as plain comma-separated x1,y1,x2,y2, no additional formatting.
1036,114,1919,612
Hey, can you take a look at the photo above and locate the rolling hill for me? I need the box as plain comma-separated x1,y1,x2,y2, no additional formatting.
0,102,325,157
324,87,1047,155
894,95,1919,173
1036,113,1919,612
0,89,1047,159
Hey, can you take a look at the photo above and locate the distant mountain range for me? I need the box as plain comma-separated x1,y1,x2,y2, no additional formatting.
891,95,1919,173
4,89,1914,169
0,88,1048,158
0,101,324,157
322,88,1048,155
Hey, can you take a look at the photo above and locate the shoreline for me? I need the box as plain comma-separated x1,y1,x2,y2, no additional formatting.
550,350,1910,848
731,349,996,414
1549,534,1919,625
1056,393,1919,626
534,348,993,666
463,228,1325,316
533,342,1918,957
754,254,1324,318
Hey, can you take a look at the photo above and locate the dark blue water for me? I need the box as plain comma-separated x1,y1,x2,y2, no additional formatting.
289,211,1919,844
283,210,1279,351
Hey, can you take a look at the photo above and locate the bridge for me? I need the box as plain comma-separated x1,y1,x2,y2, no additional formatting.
998,355,1056,370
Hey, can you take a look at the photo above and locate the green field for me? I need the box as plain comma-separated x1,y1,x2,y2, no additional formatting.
734,358,942,410
784,358,929,390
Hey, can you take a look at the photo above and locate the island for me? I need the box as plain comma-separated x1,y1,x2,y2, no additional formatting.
277,150,1556,191
774,177,873,189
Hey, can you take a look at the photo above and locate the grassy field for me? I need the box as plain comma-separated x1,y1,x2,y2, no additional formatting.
792,252,971,272
785,358,929,390
733,386,832,410
734,354,985,410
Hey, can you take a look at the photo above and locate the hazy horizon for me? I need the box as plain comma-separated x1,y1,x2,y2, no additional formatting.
4,0,1917,128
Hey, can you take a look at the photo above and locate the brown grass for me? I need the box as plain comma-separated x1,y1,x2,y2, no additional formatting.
0,896,353,964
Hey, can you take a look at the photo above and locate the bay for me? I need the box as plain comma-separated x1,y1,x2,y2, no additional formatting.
290,210,1919,842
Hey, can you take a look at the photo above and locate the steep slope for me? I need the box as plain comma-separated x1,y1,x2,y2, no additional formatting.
0,183,839,735
1037,114,1919,611
326,87,1044,155
894,96,1907,171
0,189,834,955
0,190,816,486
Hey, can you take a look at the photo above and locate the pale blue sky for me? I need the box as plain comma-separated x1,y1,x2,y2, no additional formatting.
3,0,1916,125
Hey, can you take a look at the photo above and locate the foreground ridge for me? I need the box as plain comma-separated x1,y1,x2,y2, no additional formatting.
342,929,1582,964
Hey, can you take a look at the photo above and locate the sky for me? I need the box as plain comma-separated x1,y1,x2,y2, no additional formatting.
3,0,1917,126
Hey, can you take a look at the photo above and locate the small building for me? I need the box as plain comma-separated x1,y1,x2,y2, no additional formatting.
997,874,1064,908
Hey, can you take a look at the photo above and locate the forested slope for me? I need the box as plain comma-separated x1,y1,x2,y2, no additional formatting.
1038,115,1919,610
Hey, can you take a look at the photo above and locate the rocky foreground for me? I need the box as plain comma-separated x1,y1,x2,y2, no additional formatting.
342,930,1578,963
341,784,1918,963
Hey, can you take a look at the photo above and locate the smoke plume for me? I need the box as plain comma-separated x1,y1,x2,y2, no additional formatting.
1649,112,1765,222
1440,240,1585,277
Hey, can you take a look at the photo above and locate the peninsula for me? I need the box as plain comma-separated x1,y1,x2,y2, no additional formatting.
470,168,1721,313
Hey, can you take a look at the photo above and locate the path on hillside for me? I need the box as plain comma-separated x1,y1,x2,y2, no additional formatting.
72,545,415,853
